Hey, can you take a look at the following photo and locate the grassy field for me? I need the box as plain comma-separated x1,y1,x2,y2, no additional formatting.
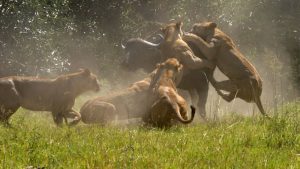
0,102,299,169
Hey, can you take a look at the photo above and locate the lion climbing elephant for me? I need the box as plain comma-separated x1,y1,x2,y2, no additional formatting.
182,21,269,118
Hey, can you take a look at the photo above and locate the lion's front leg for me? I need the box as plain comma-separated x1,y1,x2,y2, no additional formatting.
182,33,219,60
181,50,215,70
206,72,238,102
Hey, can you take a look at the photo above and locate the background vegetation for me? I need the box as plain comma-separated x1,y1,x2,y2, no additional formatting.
1,0,299,95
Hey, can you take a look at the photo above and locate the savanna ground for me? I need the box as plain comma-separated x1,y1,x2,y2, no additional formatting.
0,100,299,169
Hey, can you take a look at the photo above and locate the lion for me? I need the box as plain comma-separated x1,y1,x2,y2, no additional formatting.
144,58,196,128
0,69,100,126
182,21,268,117
121,31,211,120
80,76,152,125
159,21,214,71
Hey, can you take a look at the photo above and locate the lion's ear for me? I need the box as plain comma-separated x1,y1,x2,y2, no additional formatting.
177,64,183,72
176,21,183,29
156,62,166,69
209,22,217,29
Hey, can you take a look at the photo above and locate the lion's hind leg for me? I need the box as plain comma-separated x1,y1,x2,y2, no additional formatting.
211,80,238,102
214,80,237,92
216,90,237,102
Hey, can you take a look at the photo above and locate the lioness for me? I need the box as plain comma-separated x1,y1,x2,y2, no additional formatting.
159,21,214,71
80,76,151,124
144,58,196,128
0,69,100,126
121,32,210,119
182,22,268,117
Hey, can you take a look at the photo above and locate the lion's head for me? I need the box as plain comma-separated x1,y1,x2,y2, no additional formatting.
151,58,183,87
191,22,217,40
78,68,100,92
158,58,183,74
60,69,100,95
161,21,184,42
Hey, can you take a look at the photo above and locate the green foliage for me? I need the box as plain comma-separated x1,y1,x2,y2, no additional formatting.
0,103,299,168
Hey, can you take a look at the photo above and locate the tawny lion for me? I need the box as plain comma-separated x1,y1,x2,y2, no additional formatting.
0,69,100,126
144,58,196,128
182,21,268,117
159,21,214,71
80,76,152,125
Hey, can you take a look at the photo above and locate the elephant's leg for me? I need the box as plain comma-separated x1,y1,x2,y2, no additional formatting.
63,109,82,126
177,70,210,121
188,89,199,108
0,106,19,126
52,112,64,127
196,87,209,121
192,72,209,121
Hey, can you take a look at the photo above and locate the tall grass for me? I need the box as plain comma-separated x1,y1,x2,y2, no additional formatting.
0,102,299,168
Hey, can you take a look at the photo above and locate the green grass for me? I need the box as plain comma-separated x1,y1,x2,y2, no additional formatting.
0,102,300,169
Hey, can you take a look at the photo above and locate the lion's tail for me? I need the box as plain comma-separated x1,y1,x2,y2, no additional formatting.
175,105,196,124
250,80,270,119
